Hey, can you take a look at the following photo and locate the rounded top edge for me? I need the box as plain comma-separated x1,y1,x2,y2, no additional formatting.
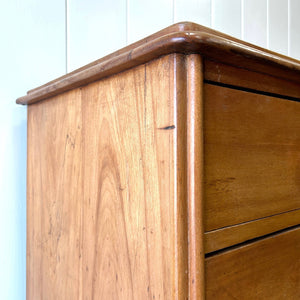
17,23,300,105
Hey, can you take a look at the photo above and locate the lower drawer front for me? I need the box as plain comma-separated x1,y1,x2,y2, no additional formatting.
205,227,300,299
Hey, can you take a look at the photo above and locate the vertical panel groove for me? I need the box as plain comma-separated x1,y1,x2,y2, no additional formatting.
211,0,242,38
243,0,268,48
127,0,173,44
65,0,70,73
241,0,244,39
172,0,175,23
126,0,129,45
211,0,214,28
288,0,291,56
268,0,288,55
174,0,211,27
289,0,300,59
266,0,269,49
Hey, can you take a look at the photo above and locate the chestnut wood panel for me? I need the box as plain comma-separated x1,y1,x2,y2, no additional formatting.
205,208,300,253
205,227,300,299
26,54,204,299
27,90,83,299
204,59,300,99
80,54,190,299
204,84,300,231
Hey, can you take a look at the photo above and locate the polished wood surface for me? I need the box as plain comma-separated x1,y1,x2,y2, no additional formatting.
26,54,202,299
205,208,300,253
27,90,82,299
22,22,300,300
205,59,300,99
17,22,300,105
206,227,300,299
204,84,300,231
80,55,179,299
186,54,205,300
173,54,190,299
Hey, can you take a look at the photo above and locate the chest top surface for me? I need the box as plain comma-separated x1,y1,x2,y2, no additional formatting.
17,21,300,105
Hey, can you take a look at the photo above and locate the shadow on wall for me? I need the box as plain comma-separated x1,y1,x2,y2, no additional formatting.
0,102,26,300
13,109,27,297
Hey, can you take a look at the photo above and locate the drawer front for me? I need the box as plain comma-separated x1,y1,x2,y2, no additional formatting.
204,84,300,231
205,227,300,299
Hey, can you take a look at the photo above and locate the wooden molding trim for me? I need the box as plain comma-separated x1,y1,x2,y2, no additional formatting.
17,22,300,105
186,54,205,299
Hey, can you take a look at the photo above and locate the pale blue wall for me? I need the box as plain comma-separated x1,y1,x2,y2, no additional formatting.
1,1,299,299
0,1,65,299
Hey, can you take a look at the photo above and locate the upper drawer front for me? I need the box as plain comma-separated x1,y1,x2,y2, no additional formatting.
204,84,300,231
205,227,300,299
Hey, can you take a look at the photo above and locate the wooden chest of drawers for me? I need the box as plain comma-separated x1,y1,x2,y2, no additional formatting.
17,22,300,299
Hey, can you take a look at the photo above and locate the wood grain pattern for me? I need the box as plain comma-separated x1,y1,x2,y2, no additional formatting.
173,54,190,300
81,54,180,299
26,50,209,299
27,90,83,299
205,227,300,299
204,84,300,231
26,53,200,299
204,59,300,99
205,208,300,253
186,54,205,300
24,23,300,299
17,22,300,105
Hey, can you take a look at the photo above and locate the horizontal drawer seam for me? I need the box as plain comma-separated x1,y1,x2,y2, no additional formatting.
204,80,300,102
205,207,300,233
205,223,300,257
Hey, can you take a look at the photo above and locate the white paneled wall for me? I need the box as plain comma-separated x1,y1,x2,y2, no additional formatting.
212,0,241,38
289,0,300,59
243,0,267,48
174,0,211,27
269,0,288,54
66,0,300,71
127,0,173,44
69,0,127,71
2,1,300,299
0,1,65,300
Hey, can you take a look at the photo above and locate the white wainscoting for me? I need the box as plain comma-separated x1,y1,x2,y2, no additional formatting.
68,0,300,71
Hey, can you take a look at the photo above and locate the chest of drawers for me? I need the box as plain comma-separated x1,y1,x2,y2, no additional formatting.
17,22,300,299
